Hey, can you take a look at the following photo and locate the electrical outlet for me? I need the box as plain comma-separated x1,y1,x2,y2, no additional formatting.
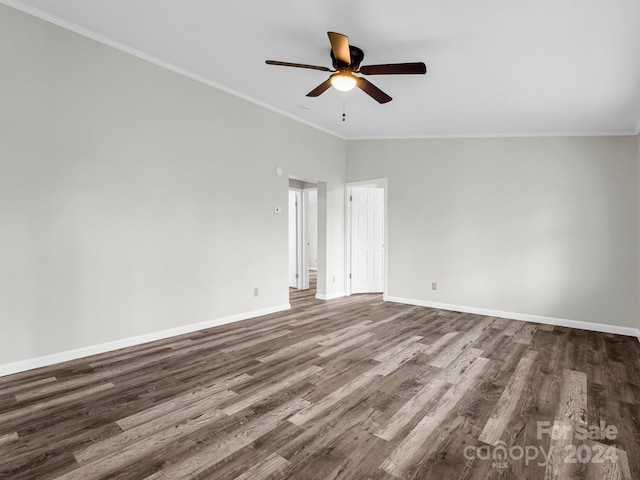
253,288,259,297
432,282,437,291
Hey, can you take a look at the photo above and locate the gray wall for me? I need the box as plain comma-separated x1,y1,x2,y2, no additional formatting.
347,136,639,328
0,5,346,365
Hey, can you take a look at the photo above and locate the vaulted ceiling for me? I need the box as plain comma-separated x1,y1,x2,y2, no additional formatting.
5,0,640,139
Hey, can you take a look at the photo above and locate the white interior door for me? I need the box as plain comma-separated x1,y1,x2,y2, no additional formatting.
288,189,301,288
350,187,384,293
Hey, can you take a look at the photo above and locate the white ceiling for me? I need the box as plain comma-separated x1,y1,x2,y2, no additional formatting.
4,0,640,139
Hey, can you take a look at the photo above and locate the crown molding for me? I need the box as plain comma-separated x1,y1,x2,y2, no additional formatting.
348,129,640,141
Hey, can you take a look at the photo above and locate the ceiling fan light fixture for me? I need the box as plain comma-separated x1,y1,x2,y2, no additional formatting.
266,31,425,103
331,73,356,92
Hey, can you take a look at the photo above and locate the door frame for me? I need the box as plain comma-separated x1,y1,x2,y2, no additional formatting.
289,180,318,291
301,187,318,289
288,187,303,289
345,178,388,296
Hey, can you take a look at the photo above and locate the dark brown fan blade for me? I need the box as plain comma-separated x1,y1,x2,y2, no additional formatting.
355,77,392,103
306,78,333,97
266,60,332,72
327,32,351,65
360,62,427,75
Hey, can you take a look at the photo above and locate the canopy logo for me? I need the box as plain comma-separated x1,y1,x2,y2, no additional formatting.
463,420,619,469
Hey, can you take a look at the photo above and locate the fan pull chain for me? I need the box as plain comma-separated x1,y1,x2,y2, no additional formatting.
342,97,347,122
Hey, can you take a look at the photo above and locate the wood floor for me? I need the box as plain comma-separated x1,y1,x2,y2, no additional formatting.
1,282,639,479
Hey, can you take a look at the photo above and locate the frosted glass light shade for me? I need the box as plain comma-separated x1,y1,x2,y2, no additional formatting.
331,74,356,92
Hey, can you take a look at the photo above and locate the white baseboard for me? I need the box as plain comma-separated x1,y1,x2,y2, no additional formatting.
0,303,291,378
316,291,346,301
384,295,640,338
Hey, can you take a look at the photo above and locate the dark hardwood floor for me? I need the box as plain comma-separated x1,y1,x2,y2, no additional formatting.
1,276,639,479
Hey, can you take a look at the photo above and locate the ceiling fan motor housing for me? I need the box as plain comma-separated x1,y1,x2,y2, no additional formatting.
331,45,364,70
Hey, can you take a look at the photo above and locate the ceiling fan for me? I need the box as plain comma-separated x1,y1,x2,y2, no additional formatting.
266,32,426,104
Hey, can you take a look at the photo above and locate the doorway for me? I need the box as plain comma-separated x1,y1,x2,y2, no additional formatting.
288,179,318,293
346,181,386,295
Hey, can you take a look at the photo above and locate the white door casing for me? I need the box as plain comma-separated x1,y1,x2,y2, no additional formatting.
288,189,301,288
305,188,318,272
350,187,384,294
301,188,318,289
